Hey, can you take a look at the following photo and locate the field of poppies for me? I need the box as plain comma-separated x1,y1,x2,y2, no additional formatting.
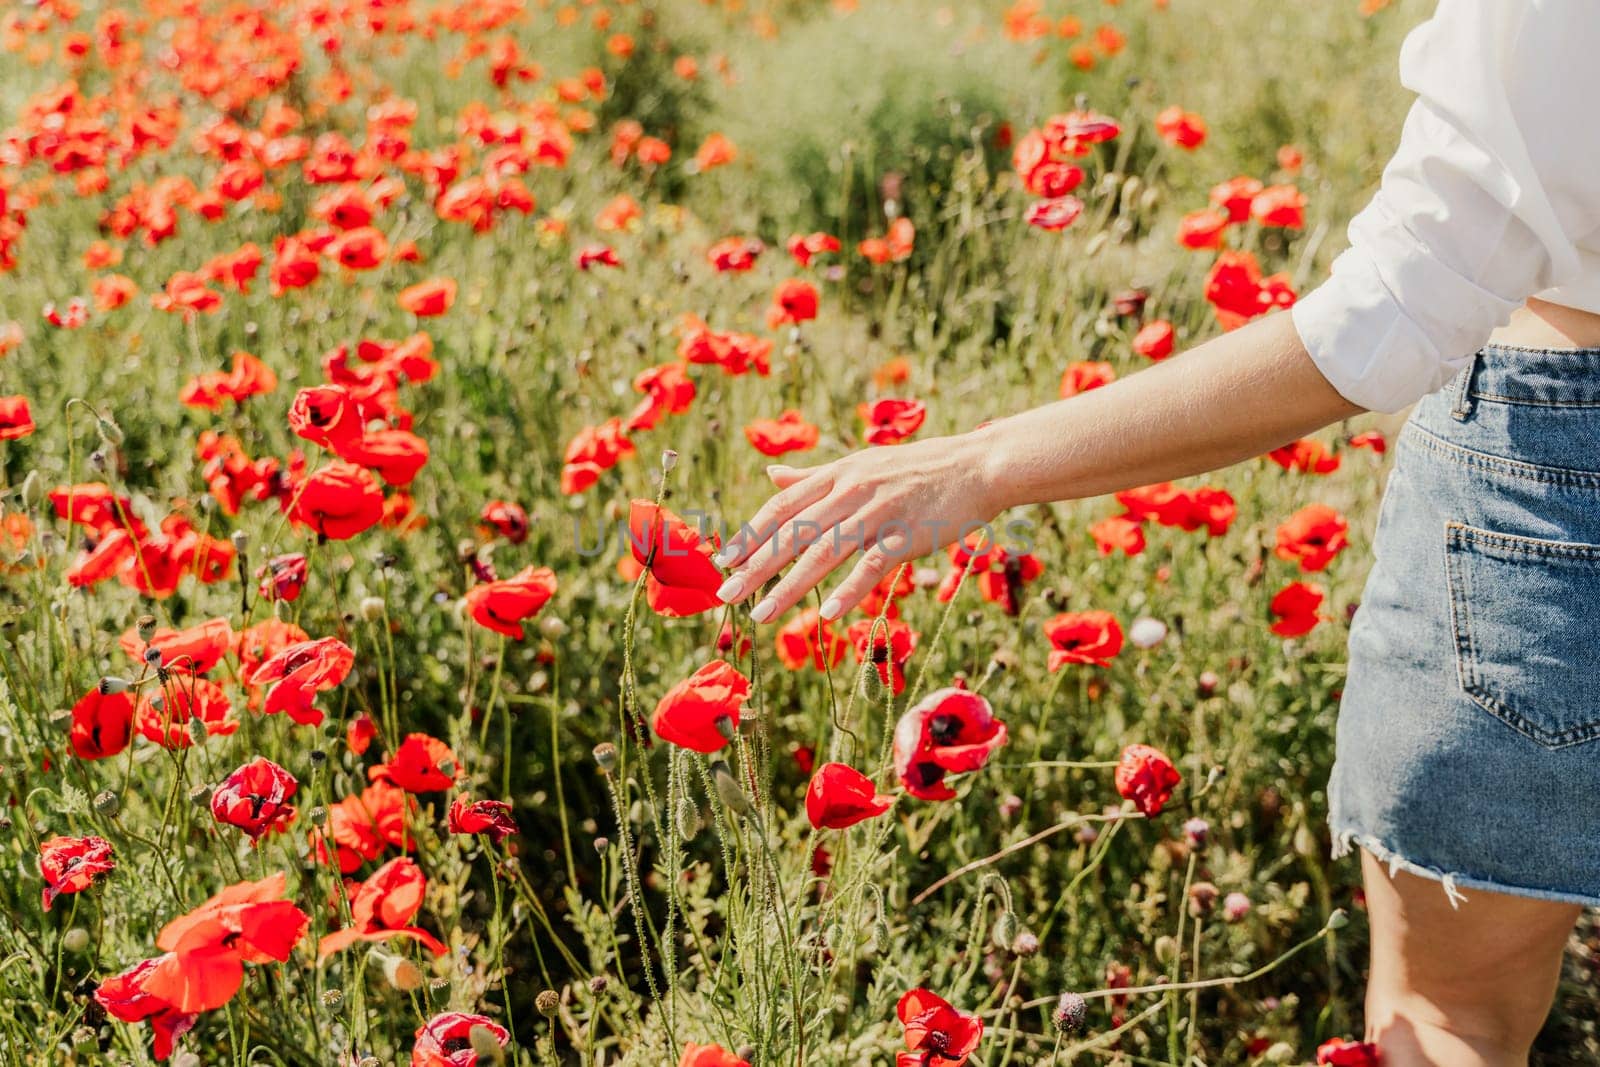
0,0,1596,1065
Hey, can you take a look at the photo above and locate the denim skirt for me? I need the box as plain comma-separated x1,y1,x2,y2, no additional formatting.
1330,344,1600,907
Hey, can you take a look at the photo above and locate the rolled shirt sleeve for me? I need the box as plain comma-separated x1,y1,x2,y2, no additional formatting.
1292,0,1600,413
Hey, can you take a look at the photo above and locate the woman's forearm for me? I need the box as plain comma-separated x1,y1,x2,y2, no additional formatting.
974,310,1365,510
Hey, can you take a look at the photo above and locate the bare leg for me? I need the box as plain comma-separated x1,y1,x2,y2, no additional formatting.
1362,850,1579,1066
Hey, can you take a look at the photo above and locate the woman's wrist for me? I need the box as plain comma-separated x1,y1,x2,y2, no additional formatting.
965,418,1033,518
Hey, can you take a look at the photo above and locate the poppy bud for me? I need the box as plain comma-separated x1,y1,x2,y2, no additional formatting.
360,596,385,623
383,954,423,992
1326,907,1349,931
870,919,892,955
62,927,90,954
992,911,1019,952
535,989,560,1017
710,760,753,817
592,743,617,773
188,717,207,744
1052,992,1087,1034
19,471,43,508
309,806,327,826
93,790,118,817
95,417,123,446
676,796,698,841
97,676,132,695
538,615,566,639
1154,935,1178,964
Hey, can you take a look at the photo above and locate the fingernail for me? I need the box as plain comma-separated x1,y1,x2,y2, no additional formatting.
715,576,744,604
713,545,738,567
749,596,777,624
766,465,793,478
818,597,843,620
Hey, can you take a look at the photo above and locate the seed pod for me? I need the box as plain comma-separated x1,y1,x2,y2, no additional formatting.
92,791,119,817
660,449,679,473
534,989,560,1017
98,676,132,696
592,743,618,774
136,614,157,642
229,530,250,554
321,989,344,1007
188,783,213,807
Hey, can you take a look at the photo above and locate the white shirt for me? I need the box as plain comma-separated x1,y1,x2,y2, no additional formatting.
1291,0,1600,413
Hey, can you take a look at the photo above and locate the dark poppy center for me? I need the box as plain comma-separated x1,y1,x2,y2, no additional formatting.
442,1037,472,1053
928,714,962,745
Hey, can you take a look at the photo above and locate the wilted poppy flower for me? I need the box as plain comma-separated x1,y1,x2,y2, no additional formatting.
744,409,819,456
775,608,850,672
1115,743,1181,817
1154,106,1207,149
289,463,385,540
896,988,984,1067
448,796,518,843
1043,611,1124,669
1059,361,1115,398
248,636,355,726
1317,1039,1381,1067
140,872,310,1013
806,763,894,830
412,1012,509,1067
858,398,926,445
211,758,297,840
680,1043,751,1067
464,565,558,639
479,500,530,543
767,278,819,328
318,857,447,958
627,500,724,616
1132,319,1175,360
373,733,458,793
892,688,1008,801
652,660,750,753
70,686,135,760
1268,438,1340,474
94,957,198,1060
1270,581,1326,637
40,835,114,910
0,395,34,439
847,617,918,693
398,277,456,316
137,677,235,747
1274,505,1349,572
1025,196,1083,231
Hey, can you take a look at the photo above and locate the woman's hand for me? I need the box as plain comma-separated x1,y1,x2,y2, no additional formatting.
713,429,1011,623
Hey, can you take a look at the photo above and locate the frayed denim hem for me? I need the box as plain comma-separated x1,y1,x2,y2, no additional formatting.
1331,828,1600,910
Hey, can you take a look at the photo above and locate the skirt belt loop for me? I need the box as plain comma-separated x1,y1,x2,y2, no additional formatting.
1449,350,1483,421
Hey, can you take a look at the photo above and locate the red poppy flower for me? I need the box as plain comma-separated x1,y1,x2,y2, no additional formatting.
1209,175,1264,223
766,278,819,328
137,677,235,748
937,535,1043,616
1059,360,1115,398
785,231,840,267
629,362,697,429
465,564,558,638
1115,743,1181,817
398,277,456,316
1348,430,1387,454
0,395,34,439
1176,209,1229,250
257,552,309,603
336,429,430,485
806,763,894,830
892,688,1008,801
1043,611,1124,669
1268,438,1340,474
318,857,448,958
50,482,135,535
211,758,297,841
896,988,984,1067
1154,106,1207,149
707,235,764,272
233,619,311,684
94,956,198,1060
412,1012,510,1067
858,398,926,445
151,271,222,315
678,320,773,377
652,660,750,753
627,500,724,616
1317,1038,1381,1067
373,733,459,793
693,132,737,171
859,217,915,263
576,243,623,270
679,1043,751,1067
1270,581,1326,637
448,796,518,843
288,384,362,450
289,463,385,540
270,236,321,295
1025,195,1083,231
744,409,819,456
141,872,310,1013
1089,514,1146,558
313,781,413,873
479,500,529,543
39,834,114,910
1274,504,1350,572
70,686,135,760
775,608,850,672
1132,319,1175,360
122,616,233,674
247,636,355,726
847,617,918,694
1250,184,1307,229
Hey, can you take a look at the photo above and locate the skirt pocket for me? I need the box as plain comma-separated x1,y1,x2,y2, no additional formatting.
1444,521,1600,749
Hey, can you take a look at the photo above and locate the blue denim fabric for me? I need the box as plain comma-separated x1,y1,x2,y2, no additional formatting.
1330,344,1600,906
